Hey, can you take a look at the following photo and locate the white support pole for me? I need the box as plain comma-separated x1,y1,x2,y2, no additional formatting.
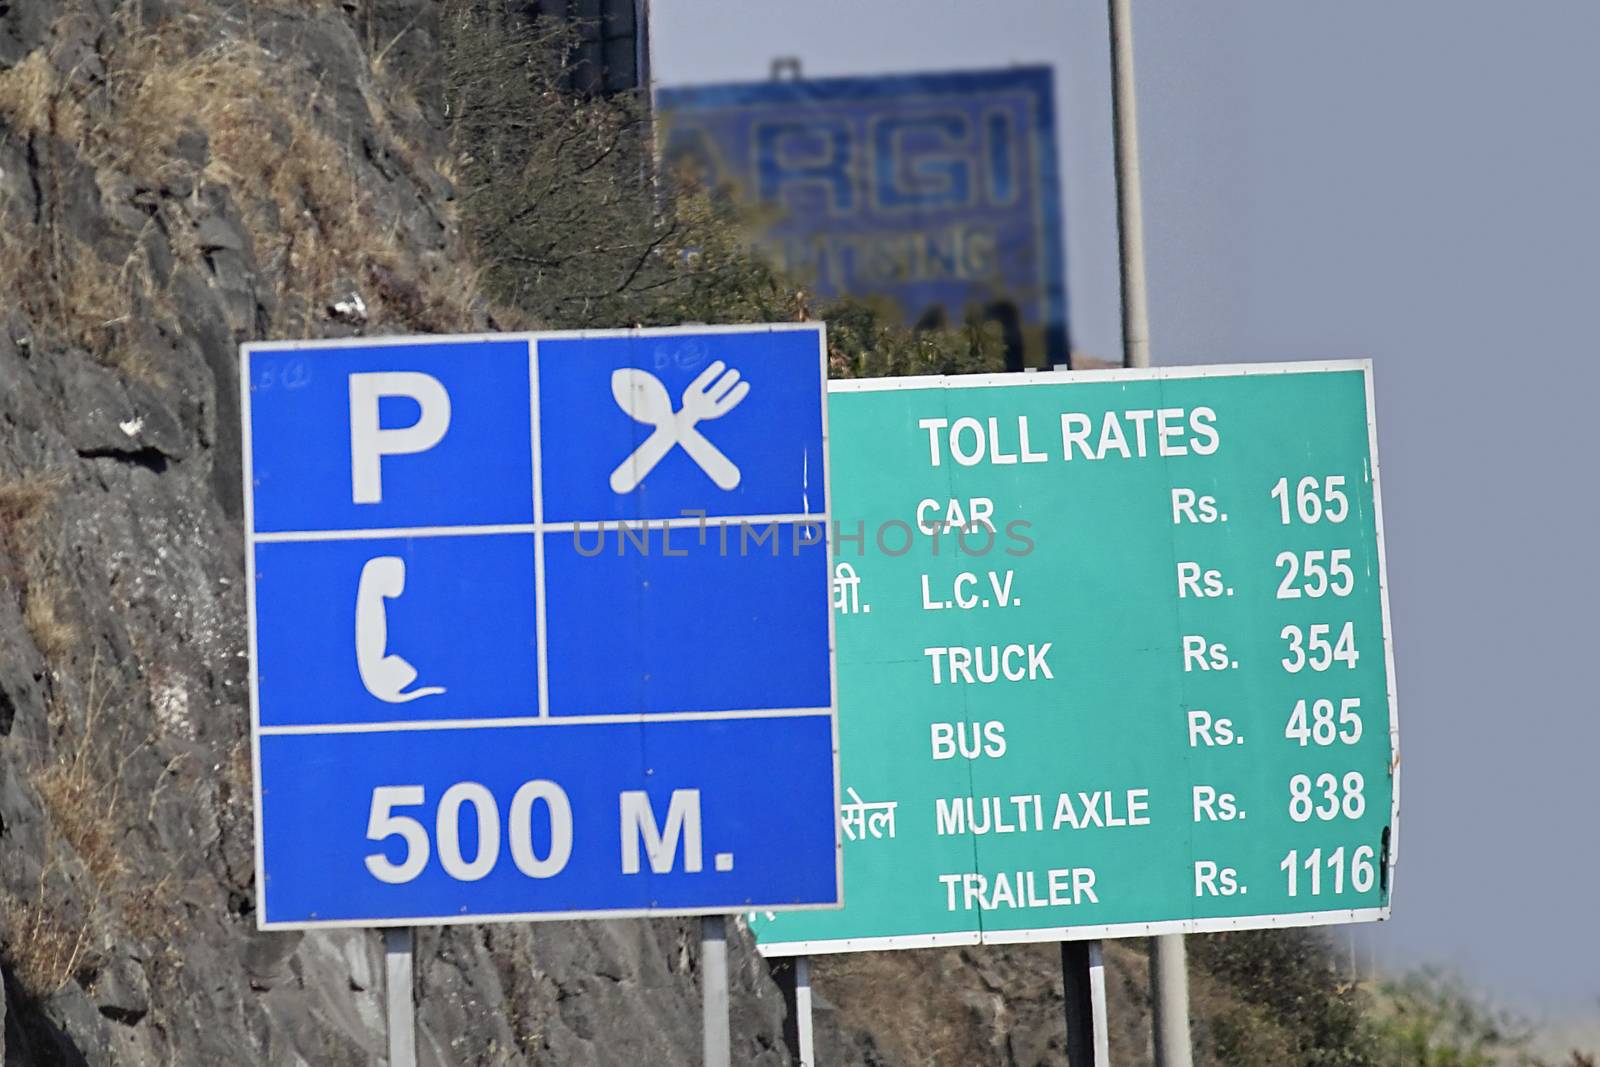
701,916,731,1067
384,928,417,1067
794,955,816,1067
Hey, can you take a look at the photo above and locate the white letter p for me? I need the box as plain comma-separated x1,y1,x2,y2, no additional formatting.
349,372,451,504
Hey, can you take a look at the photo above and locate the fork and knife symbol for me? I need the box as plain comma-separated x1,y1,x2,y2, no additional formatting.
609,361,750,494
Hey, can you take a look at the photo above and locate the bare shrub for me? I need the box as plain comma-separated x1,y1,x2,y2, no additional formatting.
443,5,684,328
442,1,1004,374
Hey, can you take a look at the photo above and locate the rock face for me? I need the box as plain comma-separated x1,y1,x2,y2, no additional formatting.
807,942,1155,1066
0,2,794,1064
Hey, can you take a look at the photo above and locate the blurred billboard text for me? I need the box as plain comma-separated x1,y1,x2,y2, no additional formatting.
658,67,1069,369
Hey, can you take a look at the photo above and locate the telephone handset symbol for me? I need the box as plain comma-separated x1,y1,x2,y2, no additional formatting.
355,556,446,703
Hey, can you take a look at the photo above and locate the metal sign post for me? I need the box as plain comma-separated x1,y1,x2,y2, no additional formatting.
701,916,730,1067
1109,0,1151,376
1062,940,1110,1067
1150,934,1192,1067
383,928,417,1067
794,955,815,1066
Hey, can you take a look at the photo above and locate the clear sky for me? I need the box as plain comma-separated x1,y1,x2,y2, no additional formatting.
651,0,1600,1014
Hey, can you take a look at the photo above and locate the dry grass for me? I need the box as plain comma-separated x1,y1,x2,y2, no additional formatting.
53,235,144,372
36,667,136,891
221,735,253,816
0,50,53,136
0,45,132,371
0,223,145,376
2,705,183,997
119,873,181,946
0,474,78,659
0,886,93,998
0,474,63,534
95,22,477,334
0,49,87,143
31,656,192,954
0,233,37,344
2,11,480,372
23,576,78,661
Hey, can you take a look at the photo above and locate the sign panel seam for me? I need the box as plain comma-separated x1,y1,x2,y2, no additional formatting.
258,708,836,736
250,513,831,544
530,341,550,718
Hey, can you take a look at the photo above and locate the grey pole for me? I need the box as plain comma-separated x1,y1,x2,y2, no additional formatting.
701,916,731,1067
794,955,816,1066
383,928,417,1067
1149,935,1193,1067
1109,0,1151,372
1062,940,1111,1066
1108,2,1194,1064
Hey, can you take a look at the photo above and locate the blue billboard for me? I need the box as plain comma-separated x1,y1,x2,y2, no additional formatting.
658,67,1069,369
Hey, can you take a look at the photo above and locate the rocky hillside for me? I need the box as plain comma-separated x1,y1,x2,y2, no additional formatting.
0,3,1391,1066
0,2,792,1063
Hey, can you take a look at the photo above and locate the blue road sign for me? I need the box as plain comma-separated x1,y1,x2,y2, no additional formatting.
241,324,840,929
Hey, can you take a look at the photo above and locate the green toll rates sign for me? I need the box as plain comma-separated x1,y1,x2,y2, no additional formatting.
753,362,1399,955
